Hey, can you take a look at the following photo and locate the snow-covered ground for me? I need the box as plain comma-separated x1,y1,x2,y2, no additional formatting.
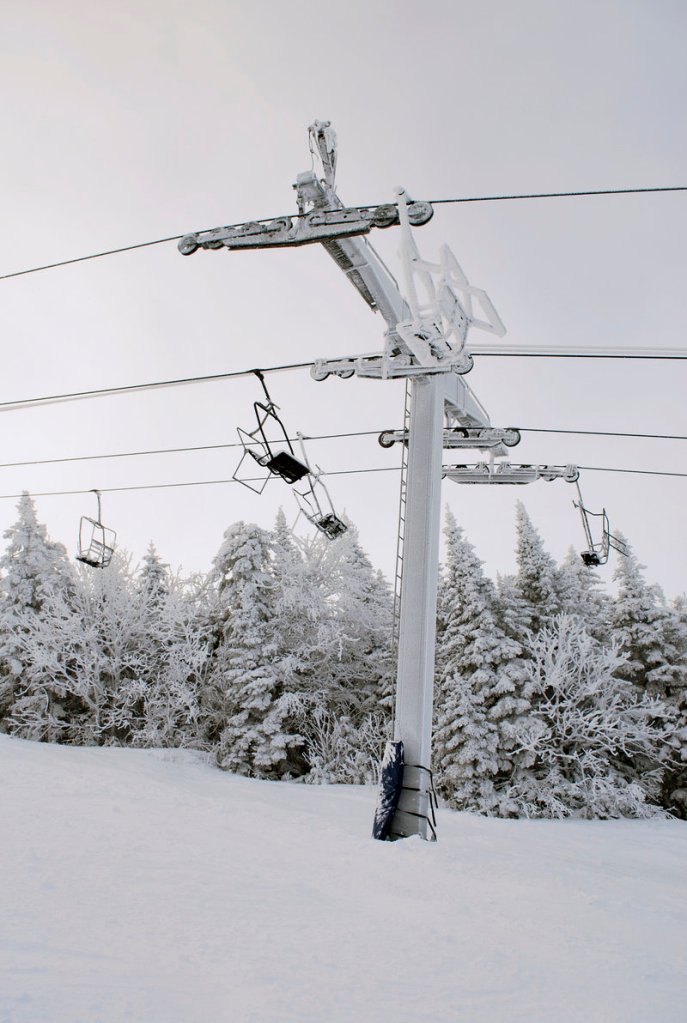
2,736,685,1023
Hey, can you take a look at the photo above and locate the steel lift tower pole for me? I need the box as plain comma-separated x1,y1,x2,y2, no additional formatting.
178,122,510,840
297,128,508,841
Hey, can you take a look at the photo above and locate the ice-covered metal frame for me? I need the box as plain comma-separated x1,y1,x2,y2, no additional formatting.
379,425,521,450
291,434,348,541
394,188,506,371
573,481,628,566
177,202,434,256
233,377,310,495
309,189,505,382
443,462,579,484
76,490,116,569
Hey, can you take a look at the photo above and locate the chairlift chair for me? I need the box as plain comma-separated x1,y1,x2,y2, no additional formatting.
292,434,348,541
573,482,627,567
76,490,116,569
233,371,310,494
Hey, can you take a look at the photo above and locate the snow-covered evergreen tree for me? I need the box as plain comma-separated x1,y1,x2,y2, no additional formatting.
555,546,610,641
313,523,393,720
493,572,532,647
503,615,671,818
434,511,533,814
610,536,686,699
6,529,212,750
125,547,211,750
288,521,393,780
659,593,687,817
207,521,303,778
0,494,75,730
6,552,149,744
514,501,560,636
269,509,327,694
138,542,169,609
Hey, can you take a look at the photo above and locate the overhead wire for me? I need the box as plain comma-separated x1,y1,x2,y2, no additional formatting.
0,360,314,412
0,429,382,470
521,427,687,441
428,185,687,205
0,466,402,501
0,460,685,503
1,344,687,415
0,424,685,473
578,465,687,479
0,186,683,498
0,185,684,283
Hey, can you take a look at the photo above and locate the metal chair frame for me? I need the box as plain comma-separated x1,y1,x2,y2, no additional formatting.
574,482,627,567
76,490,116,569
292,434,348,541
233,372,310,494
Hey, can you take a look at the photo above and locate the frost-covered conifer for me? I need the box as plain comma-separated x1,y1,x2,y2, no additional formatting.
514,501,560,636
316,523,393,720
138,543,169,608
0,494,75,729
605,552,687,814
434,511,532,814
132,569,210,750
493,572,532,647
555,546,610,641
661,594,687,817
610,535,685,699
503,615,670,818
208,521,302,778
282,518,392,781
269,508,326,687
6,552,149,744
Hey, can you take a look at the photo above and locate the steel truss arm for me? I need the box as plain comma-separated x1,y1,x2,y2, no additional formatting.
177,201,433,256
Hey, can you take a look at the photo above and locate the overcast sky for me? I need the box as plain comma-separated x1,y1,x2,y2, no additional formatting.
1,0,685,596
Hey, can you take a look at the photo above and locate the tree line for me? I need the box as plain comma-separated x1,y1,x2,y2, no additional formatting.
0,493,685,819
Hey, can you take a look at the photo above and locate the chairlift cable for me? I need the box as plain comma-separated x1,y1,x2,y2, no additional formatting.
0,360,315,413
521,427,687,441
2,346,686,415
0,429,382,470
473,348,687,360
426,185,687,205
0,461,685,502
0,424,685,473
578,465,687,478
0,186,683,283
0,232,189,281
0,469,404,501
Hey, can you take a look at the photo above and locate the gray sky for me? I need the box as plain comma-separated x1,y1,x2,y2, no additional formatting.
1,0,685,595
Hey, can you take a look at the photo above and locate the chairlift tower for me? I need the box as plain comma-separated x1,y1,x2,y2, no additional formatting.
179,122,528,840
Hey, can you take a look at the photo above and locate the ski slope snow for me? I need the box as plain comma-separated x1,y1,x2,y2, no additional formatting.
2,735,685,1023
